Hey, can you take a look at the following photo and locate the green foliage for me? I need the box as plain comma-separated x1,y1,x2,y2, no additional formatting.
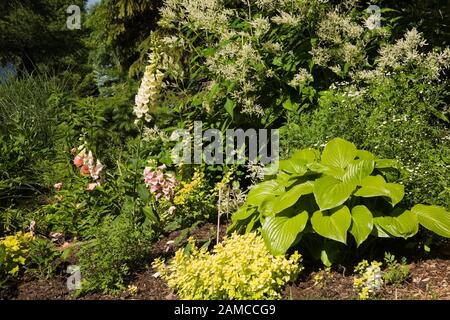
0,207,31,236
27,238,60,279
0,0,88,76
372,0,450,47
383,252,410,285
230,138,450,265
31,166,121,238
77,214,153,294
154,233,303,300
86,0,163,79
0,74,67,209
58,82,139,165
169,167,217,229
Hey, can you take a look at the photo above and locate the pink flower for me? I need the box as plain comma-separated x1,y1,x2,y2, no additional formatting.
54,182,63,191
73,156,84,167
84,151,94,166
74,148,87,167
74,147,104,181
80,165,90,176
90,160,103,180
143,165,179,201
61,242,71,249
156,171,164,181
168,206,176,214
86,182,99,191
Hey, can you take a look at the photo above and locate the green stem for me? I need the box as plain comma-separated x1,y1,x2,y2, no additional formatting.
132,121,144,228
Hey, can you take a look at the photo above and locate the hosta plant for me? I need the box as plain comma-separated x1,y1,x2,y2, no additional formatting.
230,138,450,265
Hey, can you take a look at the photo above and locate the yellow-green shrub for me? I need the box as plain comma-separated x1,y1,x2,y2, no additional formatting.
0,231,31,285
353,260,383,300
153,233,303,300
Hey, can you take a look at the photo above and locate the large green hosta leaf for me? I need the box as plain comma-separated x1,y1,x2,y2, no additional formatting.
290,148,320,165
412,204,450,238
231,204,255,221
279,159,307,175
272,181,314,214
350,205,373,247
307,163,345,179
313,176,356,211
321,138,357,169
373,209,418,239
354,175,404,206
259,196,277,216
311,206,352,244
356,150,375,160
279,148,319,175
342,160,374,184
375,159,400,170
262,211,309,255
228,205,257,233
247,180,281,207
275,172,298,188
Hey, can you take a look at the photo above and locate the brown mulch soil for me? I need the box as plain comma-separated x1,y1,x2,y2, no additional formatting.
284,257,450,300
2,222,450,300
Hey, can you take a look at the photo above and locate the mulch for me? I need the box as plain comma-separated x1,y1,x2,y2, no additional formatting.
2,222,450,300
284,257,450,300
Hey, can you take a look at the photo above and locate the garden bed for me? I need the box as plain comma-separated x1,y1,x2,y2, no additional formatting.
2,223,450,300
1,0,450,303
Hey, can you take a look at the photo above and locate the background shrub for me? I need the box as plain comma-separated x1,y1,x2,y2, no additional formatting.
0,74,67,209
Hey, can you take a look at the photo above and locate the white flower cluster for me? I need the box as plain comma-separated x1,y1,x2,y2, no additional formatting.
250,17,271,38
206,40,263,85
317,11,364,44
289,68,314,88
378,29,450,79
206,38,266,116
352,29,450,82
159,0,232,34
134,53,164,123
245,161,266,184
310,8,390,75
142,126,168,142
271,11,302,27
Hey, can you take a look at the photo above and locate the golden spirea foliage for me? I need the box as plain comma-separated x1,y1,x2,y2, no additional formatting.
153,232,303,300
0,232,31,278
